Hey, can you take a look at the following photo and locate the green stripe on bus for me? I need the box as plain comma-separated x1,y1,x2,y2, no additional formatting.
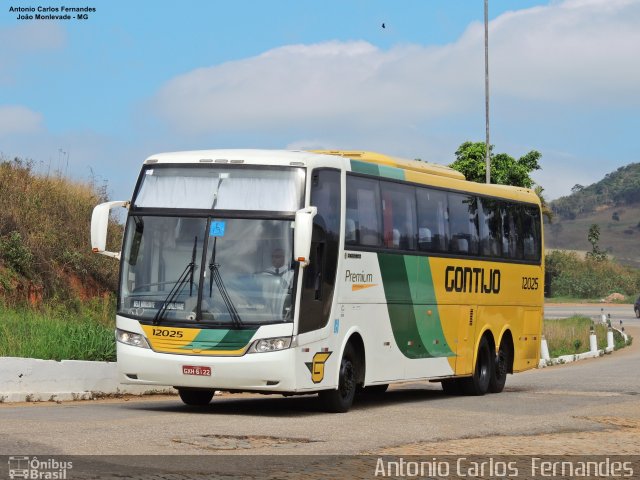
350,160,380,176
182,328,257,351
378,165,405,180
350,160,406,180
378,253,454,358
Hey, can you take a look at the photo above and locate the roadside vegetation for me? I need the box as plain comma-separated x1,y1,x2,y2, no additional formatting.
544,315,630,358
0,301,116,361
545,251,640,299
0,157,121,361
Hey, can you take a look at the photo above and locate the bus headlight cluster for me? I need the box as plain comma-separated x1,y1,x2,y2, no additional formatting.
116,329,150,349
249,336,292,353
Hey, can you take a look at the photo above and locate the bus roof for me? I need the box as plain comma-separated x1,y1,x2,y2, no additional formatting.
142,149,540,206
311,150,466,181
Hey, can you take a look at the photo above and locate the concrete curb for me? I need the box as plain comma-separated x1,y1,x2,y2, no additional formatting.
537,327,628,368
0,357,175,403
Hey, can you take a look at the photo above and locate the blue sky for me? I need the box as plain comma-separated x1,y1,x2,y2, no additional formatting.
1,0,639,201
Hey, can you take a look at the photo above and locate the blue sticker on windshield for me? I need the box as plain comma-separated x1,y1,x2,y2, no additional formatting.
210,221,226,237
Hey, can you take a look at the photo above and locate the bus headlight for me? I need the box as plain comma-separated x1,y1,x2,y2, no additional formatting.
116,328,150,349
248,336,293,353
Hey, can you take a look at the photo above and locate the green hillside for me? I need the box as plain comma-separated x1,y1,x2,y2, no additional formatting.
546,163,640,267
0,157,121,307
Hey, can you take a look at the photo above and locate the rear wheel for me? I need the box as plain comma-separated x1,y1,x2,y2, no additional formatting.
489,339,510,394
460,336,492,396
319,344,358,413
635,307,640,318
178,388,215,406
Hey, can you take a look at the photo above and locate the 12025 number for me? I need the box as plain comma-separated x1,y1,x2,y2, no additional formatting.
522,277,539,290
152,328,183,338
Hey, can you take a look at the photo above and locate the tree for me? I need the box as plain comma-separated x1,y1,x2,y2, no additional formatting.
534,185,554,223
450,141,551,220
586,224,607,261
450,141,541,188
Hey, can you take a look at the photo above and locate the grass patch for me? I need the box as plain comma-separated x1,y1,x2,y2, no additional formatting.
0,303,115,361
545,296,635,304
544,315,630,357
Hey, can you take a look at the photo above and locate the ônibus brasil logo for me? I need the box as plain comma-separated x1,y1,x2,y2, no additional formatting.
8,456,72,480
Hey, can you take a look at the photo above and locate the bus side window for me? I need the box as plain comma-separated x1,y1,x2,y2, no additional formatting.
501,204,518,259
522,206,541,261
448,193,479,255
346,176,382,247
479,198,502,257
417,188,449,252
380,181,417,250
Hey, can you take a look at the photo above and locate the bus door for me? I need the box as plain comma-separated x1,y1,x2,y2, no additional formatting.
297,169,341,335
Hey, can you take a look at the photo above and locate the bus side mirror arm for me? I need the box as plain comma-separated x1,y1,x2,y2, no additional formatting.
294,206,317,267
91,200,129,260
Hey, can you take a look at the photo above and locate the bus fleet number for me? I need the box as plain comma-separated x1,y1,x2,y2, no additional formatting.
152,328,183,338
522,277,539,290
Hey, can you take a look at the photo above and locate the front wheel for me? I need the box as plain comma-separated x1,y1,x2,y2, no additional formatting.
178,388,215,406
318,344,358,413
635,308,640,319
460,336,492,396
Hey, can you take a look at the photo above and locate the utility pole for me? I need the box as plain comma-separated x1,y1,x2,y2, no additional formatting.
484,0,490,184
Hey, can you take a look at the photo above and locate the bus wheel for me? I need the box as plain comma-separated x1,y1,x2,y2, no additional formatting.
461,336,492,396
319,344,358,412
489,340,510,393
178,388,215,406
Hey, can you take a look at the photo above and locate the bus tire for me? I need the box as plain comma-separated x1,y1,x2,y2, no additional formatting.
178,388,215,406
489,340,510,393
318,344,358,413
461,336,492,396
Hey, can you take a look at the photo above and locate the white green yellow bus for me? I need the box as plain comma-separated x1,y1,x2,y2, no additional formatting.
91,149,543,412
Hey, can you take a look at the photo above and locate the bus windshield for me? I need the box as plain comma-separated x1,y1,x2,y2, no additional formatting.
119,216,296,326
133,166,305,212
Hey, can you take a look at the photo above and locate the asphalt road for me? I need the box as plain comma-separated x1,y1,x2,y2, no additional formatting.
545,303,637,323
1,305,638,467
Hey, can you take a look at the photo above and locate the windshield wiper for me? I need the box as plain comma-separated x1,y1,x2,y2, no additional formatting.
208,237,243,328
153,236,198,326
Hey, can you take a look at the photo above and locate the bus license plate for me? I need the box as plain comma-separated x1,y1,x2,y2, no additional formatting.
182,365,211,376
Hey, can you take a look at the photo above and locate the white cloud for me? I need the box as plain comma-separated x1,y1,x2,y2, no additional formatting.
490,0,640,105
0,105,43,136
152,40,480,134
151,0,640,136
0,23,66,84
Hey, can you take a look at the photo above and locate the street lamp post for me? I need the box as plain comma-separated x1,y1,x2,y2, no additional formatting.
484,0,490,184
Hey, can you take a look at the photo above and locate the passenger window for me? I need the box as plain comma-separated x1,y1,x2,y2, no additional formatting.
448,193,479,255
501,204,519,259
346,176,382,247
416,188,448,252
479,198,502,257
380,182,417,250
522,206,541,261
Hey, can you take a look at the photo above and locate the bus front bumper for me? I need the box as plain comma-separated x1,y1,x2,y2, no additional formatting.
117,342,299,392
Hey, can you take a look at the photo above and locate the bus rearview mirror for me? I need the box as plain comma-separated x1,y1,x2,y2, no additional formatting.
294,206,317,267
91,200,129,260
